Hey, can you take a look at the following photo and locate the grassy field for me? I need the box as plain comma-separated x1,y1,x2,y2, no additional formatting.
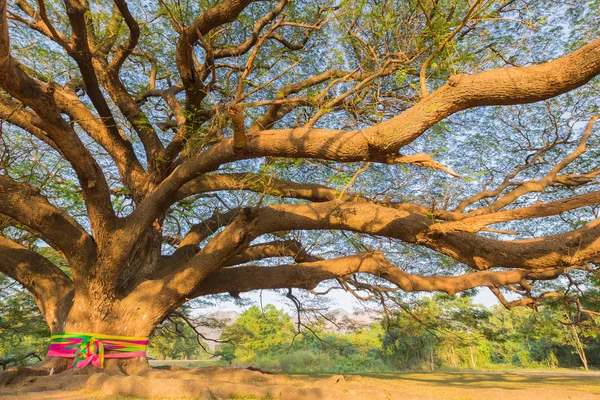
81,370,600,399
3,366,600,400
358,370,600,394
144,361,600,398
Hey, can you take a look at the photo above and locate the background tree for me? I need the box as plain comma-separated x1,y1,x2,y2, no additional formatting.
0,275,47,369
218,305,295,362
146,304,210,361
380,294,493,371
0,0,599,373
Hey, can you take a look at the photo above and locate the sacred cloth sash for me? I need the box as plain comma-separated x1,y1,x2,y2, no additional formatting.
47,332,149,368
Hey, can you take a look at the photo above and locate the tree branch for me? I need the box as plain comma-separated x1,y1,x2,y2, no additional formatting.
249,201,600,271
0,174,95,263
109,0,140,73
224,239,319,266
456,114,600,217
131,37,600,232
124,209,258,321
0,236,74,332
173,173,357,203
0,2,116,236
212,0,289,59
190,252,564,297
175,0,257,109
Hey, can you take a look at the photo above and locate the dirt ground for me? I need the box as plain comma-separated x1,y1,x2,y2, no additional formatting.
2,366,600,400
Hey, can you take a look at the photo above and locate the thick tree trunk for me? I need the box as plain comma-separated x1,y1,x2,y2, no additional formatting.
23,223,189,377
41,291,165,375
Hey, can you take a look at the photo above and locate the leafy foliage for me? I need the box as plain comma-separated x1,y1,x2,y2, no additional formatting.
214,298,599,373
0,276,47,369
218,305,296,362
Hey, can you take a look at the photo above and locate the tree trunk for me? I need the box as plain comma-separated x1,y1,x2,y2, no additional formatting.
430,348,435,372
569,324,589,371
10,223,190,377
450,346,457,368
469,346,476,370
42,290,165,375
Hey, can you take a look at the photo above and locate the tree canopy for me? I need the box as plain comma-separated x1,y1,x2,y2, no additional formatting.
0,0,599,370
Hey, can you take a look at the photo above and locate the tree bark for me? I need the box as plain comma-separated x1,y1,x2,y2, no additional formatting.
40,293,159,374
569,323,589,371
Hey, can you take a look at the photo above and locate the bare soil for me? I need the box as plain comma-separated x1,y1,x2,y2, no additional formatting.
1,366,600,400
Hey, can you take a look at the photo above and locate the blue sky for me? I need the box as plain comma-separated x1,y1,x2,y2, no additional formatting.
200,286,515,316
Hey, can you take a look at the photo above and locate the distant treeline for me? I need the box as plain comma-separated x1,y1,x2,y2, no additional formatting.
146,294,599,373
196,296,598,373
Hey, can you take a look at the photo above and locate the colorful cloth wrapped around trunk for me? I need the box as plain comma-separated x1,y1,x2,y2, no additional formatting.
47,332,149,369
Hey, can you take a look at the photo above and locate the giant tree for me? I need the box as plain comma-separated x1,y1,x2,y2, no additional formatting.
1,0,600,373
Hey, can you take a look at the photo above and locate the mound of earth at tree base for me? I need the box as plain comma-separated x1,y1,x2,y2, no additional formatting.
2,366,600,400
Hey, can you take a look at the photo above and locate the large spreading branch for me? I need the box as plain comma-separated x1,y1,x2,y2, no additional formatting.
0,173,95,264
61,0,154,173
128,37,600,237
0,1,116,237
173,173,356,203
250,201,600,271
175,0,257,109
169,208,241,263
133,194,600,317
430,189,600,235
0,236,73,331
124,209,259,320
224,239,320,266
190,253,565,297
50,85,150,200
